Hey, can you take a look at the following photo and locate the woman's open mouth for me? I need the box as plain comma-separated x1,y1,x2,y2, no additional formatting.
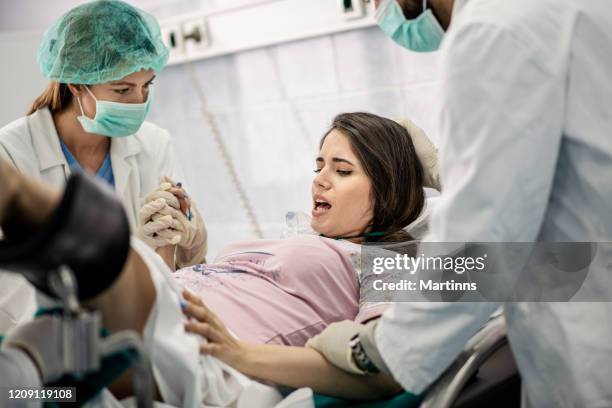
312,198,332,216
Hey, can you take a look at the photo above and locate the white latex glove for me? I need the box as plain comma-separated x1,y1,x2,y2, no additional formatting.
306,320,365,375
396,118,441,191
138,177,208,268
306,320,389,375
139,198,184,247
174,204,207,268
2,315,65,383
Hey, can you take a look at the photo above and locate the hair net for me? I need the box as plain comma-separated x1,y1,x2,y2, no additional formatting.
37,0,169,84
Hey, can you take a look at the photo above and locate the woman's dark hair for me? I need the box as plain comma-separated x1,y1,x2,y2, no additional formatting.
320,112,425,243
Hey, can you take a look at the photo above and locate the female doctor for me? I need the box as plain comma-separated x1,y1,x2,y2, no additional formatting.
0,0,207,331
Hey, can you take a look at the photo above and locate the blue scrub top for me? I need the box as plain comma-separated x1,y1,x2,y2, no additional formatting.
60,140,115,189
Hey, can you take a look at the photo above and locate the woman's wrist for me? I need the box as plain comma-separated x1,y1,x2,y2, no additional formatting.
230,341,254,373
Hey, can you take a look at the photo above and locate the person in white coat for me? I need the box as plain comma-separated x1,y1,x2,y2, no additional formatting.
307,0,612,406
0,0,207,333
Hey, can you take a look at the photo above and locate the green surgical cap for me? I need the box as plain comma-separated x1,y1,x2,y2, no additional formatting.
37,0,169,84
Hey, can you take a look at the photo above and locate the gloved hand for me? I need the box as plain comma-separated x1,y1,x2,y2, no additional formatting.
138,177,208,268
396,118,441,191
306,319,389,376
172,200,207,268
2,315,65,383
139,197,183,247
306,320,365,375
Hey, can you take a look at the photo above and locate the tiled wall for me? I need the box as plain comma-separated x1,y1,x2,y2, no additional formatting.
148,26,441,259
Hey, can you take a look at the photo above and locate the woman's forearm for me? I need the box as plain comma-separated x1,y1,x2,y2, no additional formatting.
237,343,402,401
182,292,403,401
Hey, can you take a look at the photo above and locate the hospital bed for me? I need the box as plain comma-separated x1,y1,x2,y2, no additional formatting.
1,177,520,407
421,313,520,408
314,313,521,407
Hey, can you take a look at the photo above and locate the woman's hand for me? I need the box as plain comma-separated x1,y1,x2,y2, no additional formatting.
181,289,248,369
181,289,402,400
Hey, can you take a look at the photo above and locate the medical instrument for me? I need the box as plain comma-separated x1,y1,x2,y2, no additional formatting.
176,182,193,220
0,172,154,407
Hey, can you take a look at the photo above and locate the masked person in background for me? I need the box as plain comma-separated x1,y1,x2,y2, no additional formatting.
304,1,612,407
0,0,208,333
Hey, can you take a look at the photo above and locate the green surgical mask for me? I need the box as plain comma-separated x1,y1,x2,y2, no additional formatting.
375,0,445,52
77,86,152,137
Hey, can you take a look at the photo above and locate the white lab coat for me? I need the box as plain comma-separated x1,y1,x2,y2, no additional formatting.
0,107,186,333
376,1,612,407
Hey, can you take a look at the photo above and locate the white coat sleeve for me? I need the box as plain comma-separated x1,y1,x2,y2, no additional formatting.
377,20,566,394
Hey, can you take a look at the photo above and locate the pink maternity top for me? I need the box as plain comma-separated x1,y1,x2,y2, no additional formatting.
173,234,387,346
